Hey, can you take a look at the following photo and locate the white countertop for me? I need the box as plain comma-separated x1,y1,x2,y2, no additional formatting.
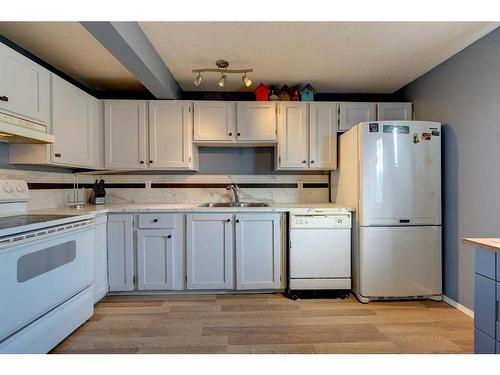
29,202,354,216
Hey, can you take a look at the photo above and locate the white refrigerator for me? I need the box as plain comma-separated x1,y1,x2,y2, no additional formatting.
335,121,442,303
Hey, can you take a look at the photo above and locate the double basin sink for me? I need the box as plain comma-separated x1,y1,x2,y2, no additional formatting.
198,202,270,208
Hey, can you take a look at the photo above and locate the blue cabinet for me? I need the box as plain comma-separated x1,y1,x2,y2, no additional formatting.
497,254,500,282
476,248,496,279
475,273,497,337
473,247,499,354
475,328,496,354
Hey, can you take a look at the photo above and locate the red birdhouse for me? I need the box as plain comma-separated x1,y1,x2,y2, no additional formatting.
254,83,270,101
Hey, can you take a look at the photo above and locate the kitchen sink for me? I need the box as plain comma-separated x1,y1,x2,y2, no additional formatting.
198,202,270,208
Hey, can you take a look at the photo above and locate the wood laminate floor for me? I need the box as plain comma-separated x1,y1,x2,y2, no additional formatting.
51,294,473,354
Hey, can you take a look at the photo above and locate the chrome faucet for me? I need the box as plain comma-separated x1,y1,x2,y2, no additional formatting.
226,182,240,205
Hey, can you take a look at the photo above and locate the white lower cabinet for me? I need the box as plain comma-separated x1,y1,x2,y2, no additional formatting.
93,214,108,303
235,214,282,289
137,229,175,290
107,214,134,292
186,214,234,290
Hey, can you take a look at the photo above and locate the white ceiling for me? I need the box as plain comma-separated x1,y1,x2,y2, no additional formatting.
140,21,498,93
0,22,146,91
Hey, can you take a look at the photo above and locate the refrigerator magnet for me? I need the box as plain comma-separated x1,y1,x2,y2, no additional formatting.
413,133,420,144
422,132,431,141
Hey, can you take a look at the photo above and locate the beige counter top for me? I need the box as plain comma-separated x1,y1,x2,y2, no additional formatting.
29,202,354,216
462,238,500,253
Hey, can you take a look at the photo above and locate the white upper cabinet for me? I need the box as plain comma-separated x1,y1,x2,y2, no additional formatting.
104,100,147,169
236,102,277,142
377,102,413,121
0,42,50,125
309,102,338,169
339,102,376,131
277,102,309,169
51,75,96,167
193,101,236,142
148,101,195,169
186,214,234,290
235,214,282,290
137,228,175,290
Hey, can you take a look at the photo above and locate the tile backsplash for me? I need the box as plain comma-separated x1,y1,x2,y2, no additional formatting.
0,168,333,210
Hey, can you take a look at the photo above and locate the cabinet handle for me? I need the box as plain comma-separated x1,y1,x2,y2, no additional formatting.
54,153,61,157
302,160,306,163
167,235,172,239
235,219,240,223
140,161,144,164
237,132,241,136
153,219,158,223
311,160,315,164
149,160,153,164
228,132,232,136
226,219,231,222
0,96,8,102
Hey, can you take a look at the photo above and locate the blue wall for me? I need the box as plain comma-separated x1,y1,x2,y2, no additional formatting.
400,27,500,309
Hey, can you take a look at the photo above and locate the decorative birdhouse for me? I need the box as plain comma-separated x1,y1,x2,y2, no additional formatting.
278,85,291,101
291,87,300,101
268,85,279,101
254,83,270,101
300,84,316,101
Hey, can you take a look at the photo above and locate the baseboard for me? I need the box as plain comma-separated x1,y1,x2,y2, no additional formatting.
442,295,474,318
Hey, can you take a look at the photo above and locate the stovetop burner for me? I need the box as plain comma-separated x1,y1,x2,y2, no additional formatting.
0,214,77,230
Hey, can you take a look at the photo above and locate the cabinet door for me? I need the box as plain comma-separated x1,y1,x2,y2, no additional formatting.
107,214,134,291
377,102,412,121
0,43,50,125
104,100,147,169
94,215,108,303
137,229,175,290
236,102,277,142
51,75,95,167
309,102,338,170
277,102,308,169
474,273,497,339
186,214,233,289
339,102,376,131
193,101,236,141
235,214,281,289
148,101,193,169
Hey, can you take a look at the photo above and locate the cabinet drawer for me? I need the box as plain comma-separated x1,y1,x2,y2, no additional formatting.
475,328,496,354
476,248,496,280
474,273,497,338
138,214,175,228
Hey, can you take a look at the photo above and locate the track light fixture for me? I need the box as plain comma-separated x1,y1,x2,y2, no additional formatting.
218,74,227,87
242,73,252,87
193,73,202,87
192,59,253,88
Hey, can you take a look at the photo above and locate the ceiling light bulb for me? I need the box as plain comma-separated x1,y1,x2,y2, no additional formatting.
242,74,252,87
193,74,202,87
218,74,226,87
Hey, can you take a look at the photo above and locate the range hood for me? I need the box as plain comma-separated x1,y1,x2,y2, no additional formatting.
0,112,55,144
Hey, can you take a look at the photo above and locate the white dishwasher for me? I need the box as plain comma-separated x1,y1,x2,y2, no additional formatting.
288,208,351,299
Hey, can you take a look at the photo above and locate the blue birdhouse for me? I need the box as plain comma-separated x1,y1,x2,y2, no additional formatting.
300,84,316,102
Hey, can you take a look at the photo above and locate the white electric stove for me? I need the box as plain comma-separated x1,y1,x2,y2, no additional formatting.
0,179,96,353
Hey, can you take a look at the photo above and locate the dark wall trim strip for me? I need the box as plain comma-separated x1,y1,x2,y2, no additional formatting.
27,183,145,190
27,182,329,190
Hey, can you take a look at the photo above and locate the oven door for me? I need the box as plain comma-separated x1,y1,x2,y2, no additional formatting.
0,226,94,342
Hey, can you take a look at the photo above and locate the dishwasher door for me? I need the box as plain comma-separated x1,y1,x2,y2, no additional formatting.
289,227,351,279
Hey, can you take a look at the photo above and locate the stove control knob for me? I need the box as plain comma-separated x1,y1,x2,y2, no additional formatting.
337,219,343,225
3,183,13,193
16,184,26,193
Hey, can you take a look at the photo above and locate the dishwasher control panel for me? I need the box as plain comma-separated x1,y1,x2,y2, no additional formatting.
290,213,352,229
